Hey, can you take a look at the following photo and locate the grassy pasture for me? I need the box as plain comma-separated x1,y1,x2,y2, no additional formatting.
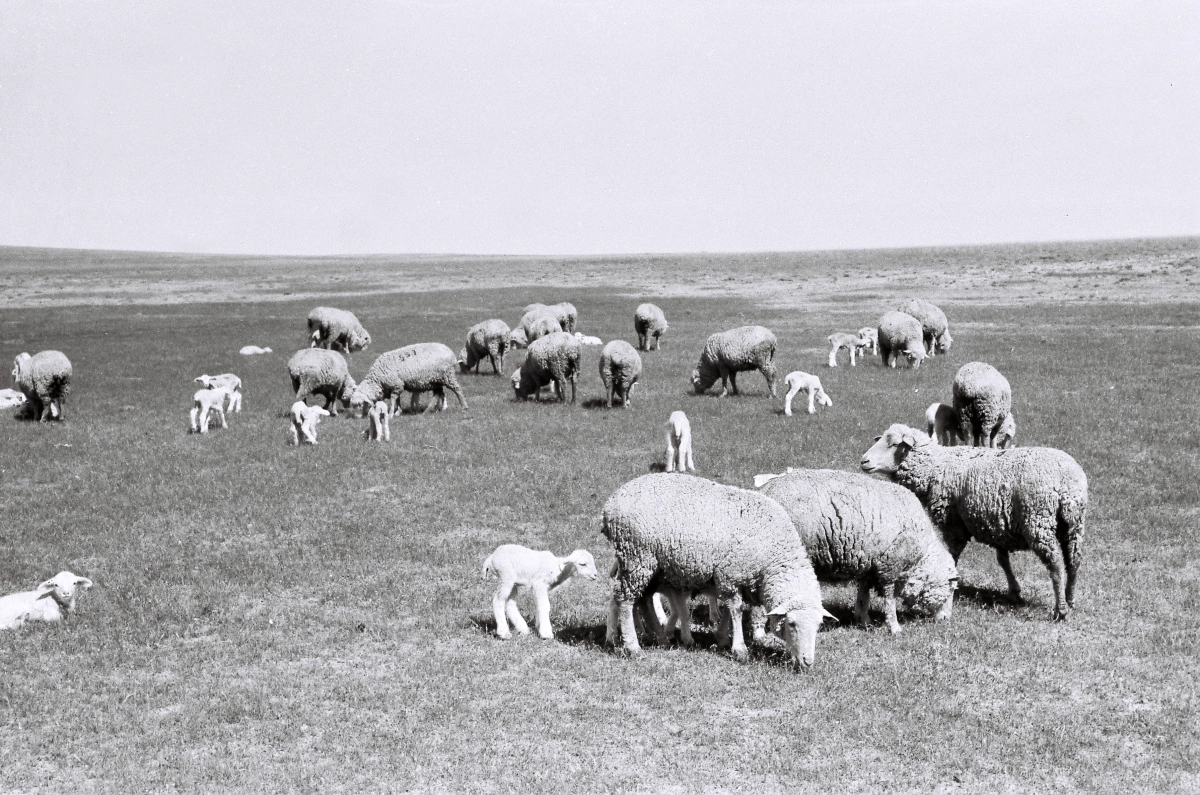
0,242,1198,793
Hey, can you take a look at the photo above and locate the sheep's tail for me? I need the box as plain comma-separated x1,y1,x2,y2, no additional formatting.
46,372,71,400
1058,487,1087,576
481,554,496,580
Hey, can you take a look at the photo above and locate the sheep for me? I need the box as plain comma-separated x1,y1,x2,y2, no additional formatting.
665,410,694,472
458,319,511,376
599,340,642,408
519,307,562,345
925,402,962,446
289,400,330,445
953,361,1013,448
239,345,272,355
758,469,958,633
554,302,579,333
602,472,831,666
898,298,952,357
12,350,72,422
783,371,832,417
861,423,1088,621
511,331,581,404
508,327,529,350
993,413,1017,449
857,327,879,356
691,325,778,398
349,343,468,416
189,386,234,433
307,307,371,353
0,388,27,410
634,303,669,351
827,332,870,367
574,333,603,346
365,400,390,442
877,311,926,369
287,348,356,417
482,544,598,640
194,373,243,413
0,571,93,631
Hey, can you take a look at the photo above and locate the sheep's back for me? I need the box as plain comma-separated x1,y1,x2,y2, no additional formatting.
897,298,948,337
878,311,923,347
19,351,72,397
599,340,642,382
365,343,458,390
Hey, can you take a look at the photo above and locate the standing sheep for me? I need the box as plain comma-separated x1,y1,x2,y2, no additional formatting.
898,298,952,357
598,340,642,408
634,303,669,351
877,311,926,369
861,424,1088,621
350,343,468,416
953,362,1013,448
0,571,93,631
665,410,694,472
857,327,879,356
782,371,832,417
827,332,870,367
603,473,830,666
289,400,330,445
482,544,599,640
458,319,511,376
307,307,372,353
759,470,957,633
12,351,72,422
288,349,356,417
365,400,390,442
194,373,243,413
189,387,234,433
519,307,563,345
691,326,778,398
511,331,581,404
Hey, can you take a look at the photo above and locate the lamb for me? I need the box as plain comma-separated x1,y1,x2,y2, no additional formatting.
289,400,330,445
925,402,963,446
519,307,563,345
857,327,879,356
458,319,511,375
634,303,669,351
0,571,93,631
307,307,372,353
953,361,1013,448
665,410,694,472
758,469,957,633
877,311,926,369
12,350,72,422
574,333,603,346
239,345,272,355
511,331,581,404
194,373,243,413
861,423,1088,621
365,400,390,442
602,472,831,666
691,325,778,398
0,388,27,410
349,343,468,415
189,386,235,433
898,298,952,357
598,340,642,408
482,544,599,639
783,371,832,417
288,348,356,417
827,332,871,367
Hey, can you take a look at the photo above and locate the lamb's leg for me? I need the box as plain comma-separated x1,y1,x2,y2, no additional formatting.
854,581,872,627
492,582,514,638
641,590,670,646
783,381,800,416
289,423,299,446
216,404,227,429
828,346,839,367
682,435,694,471
850,347,857,366
533,583,555,640
665,431,677,472
382,413,390,442
995,549,1023,604
190,406,200,433
883,583,903,634
807,389,817,414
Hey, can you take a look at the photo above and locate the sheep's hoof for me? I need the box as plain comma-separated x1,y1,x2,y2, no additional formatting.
887,624,903,635
538,632,554,640
496,632,512,640
731,646,749,662
1052,609,1069,622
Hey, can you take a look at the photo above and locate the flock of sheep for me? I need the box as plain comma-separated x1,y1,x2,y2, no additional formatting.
3,298,1088,676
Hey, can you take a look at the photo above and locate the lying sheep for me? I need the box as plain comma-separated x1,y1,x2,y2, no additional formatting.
925,402,962,446
307,307,371,353
350,343,468,416
458,319,511,376
288,349,356,417
599,340,642,408
0,571,93,630
239,345,272,355
898,298,952,357
575,333,603,346
519,307,564,345
877,311,926,369
759,469,957,633
482,544,598,639
289,400,329,445
12,351,72,422
194,373,243,413
603,472,831,666
665,410,694,472
861,424,1088,621
857,327,879,356
691,325,778,398
365,400,390,442
189,387,234,433
634,303,669,351
783,371,832,417
953,362,1013,448
0,388,27,410
512,331,581,404
827,332,870,367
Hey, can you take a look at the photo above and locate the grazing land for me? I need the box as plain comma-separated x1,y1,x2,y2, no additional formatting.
0,238,1197,793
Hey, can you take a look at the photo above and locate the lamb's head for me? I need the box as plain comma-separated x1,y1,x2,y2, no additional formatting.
814,384,833,408
37,571,93,612
349,380,383,412
860,424,930,477
766,603,835,669
934,329,953,354
348,327,371,352
994,414,1017,449
564,550,598,581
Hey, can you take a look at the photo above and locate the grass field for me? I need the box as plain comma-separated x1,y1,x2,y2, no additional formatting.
1,239,1197,793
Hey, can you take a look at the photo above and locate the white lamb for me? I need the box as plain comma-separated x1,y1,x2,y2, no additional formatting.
482,544,599,639
0,388,27,410
574,332,603,346
365,400,390,442
827,332,870,367
0,571,93,630
239,346,272,355
783,371,832,416
189,387,235,433
665,410,695,472
194,373,243,413
290,400,330,445
925,402,963,446
858,327,879,356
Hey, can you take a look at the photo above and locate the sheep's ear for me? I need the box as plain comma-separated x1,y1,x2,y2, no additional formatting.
821,608,838,622
766,605,789,616
36,579,57,593
76,577,93,589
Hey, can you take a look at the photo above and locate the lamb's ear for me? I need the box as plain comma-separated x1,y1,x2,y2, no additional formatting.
36,579,57,593
76,577,93,589
766,605,789,616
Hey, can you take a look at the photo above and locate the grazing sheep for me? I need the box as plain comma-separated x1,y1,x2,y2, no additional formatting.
603,473,831,666
0,388,27,410
665,410,694,472
857,327,879,356
239,345,272,355
512,331,581,404
634,303,669,351
783,371,832,417
0,571,93,631
898,298,952,356
482,544,599,640
194,373,243,413
877,311,926,369
307,307,371,353
599,340,642,408
554,302,579,333
350,343,468,416
289,400,329,445
691,325,778,398
827,332,870,367
925,402,962,446
288,349,356,417
953,362,1013,448
508,327,529,349
189,387,234,433
759,469,957,633
12,351,72,422
519,307,563,345
365,400,390,442
861,424,1088,621
458,319,511,376
574,333,603,346
994,414,1017,449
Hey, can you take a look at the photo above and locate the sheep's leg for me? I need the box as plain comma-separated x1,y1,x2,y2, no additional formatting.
216,405,227,429
717,365,731,397
724,594,748,661
533,583,555,639
783,381,799,416
672,593,695,648
640,590,670,646
883,583,903,634
382,414,390,442
190,406,200,433
618,601,641,654
493,581,518,638
682,437,694,472
606,594,621,646
289,423,299,445
828,346,839,367
422,388,441,414
807,390,817,414
1029,538,1069,621
728,370,739,396
854,581,872,628
447,380,467,411
935,588,954,621
995,549,1023,604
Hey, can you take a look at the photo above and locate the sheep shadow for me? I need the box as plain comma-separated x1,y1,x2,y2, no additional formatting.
647,462,667,473
955,583,1027,611
579,398,612,410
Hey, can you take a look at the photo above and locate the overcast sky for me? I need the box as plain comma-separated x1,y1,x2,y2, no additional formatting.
1,0,1196,256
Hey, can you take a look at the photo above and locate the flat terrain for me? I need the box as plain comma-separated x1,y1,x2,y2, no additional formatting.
1,238,1197,793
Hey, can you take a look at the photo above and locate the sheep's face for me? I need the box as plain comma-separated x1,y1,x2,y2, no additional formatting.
38,572,92,607
690,369,704,393
816,389,833,408
567,550,598,581
510,370,527,399
994,415,1017,449
768,606,827,669
860,424,927,476
898,572,955,617
935,330,953,354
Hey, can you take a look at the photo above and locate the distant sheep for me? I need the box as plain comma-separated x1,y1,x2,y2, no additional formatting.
289,400,330,445
952,362,1012,447
239,345,272,355
783,371,832,417
350,343,468,415
0,388,27,410
482,544,598,639
0,571,93,631
691,326,778,398
575,333,603,346
665,410,694,472
288,349,356,417
827,332,870,367
365,400,390,442
877,311,926,369
898,298,952,357
12,351,72,422
189,387,234,433
194,373,243,413
599,340,642,408
307,307,371,353
634,303,669,351
459,319,511,376
519,307,563,345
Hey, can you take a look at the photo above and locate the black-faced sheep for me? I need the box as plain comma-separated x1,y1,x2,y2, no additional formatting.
897,298,952,356
12,351,72,422
350,343,468,416
307,307,371,353
598,340,642,408
634,303,669,351
691,325,778,398
288,349,356,417
953,362,1013,448
458,319,511,376
877,311,926,369
512,331,581,404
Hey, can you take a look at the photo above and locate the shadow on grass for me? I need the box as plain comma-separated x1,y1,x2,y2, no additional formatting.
579,398,612,410
956,582,1024,610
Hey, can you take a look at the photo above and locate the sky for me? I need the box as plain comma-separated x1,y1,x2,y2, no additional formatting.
0,0,1196,256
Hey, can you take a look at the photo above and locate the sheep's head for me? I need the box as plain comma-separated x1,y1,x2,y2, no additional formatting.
766,604,835,669
994,414,1017,449
348,328,371,352
815,386,833,408
510,369,528,399
310,330,322,348
509,329,528,349
860,424,929,476
934,329,953,354
12,353,32,383
905,345,927,368
457,348,472,372
690,369,704,393
37,571,93,611
339,375,358,403
565,550,598,581
349,381,383,411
